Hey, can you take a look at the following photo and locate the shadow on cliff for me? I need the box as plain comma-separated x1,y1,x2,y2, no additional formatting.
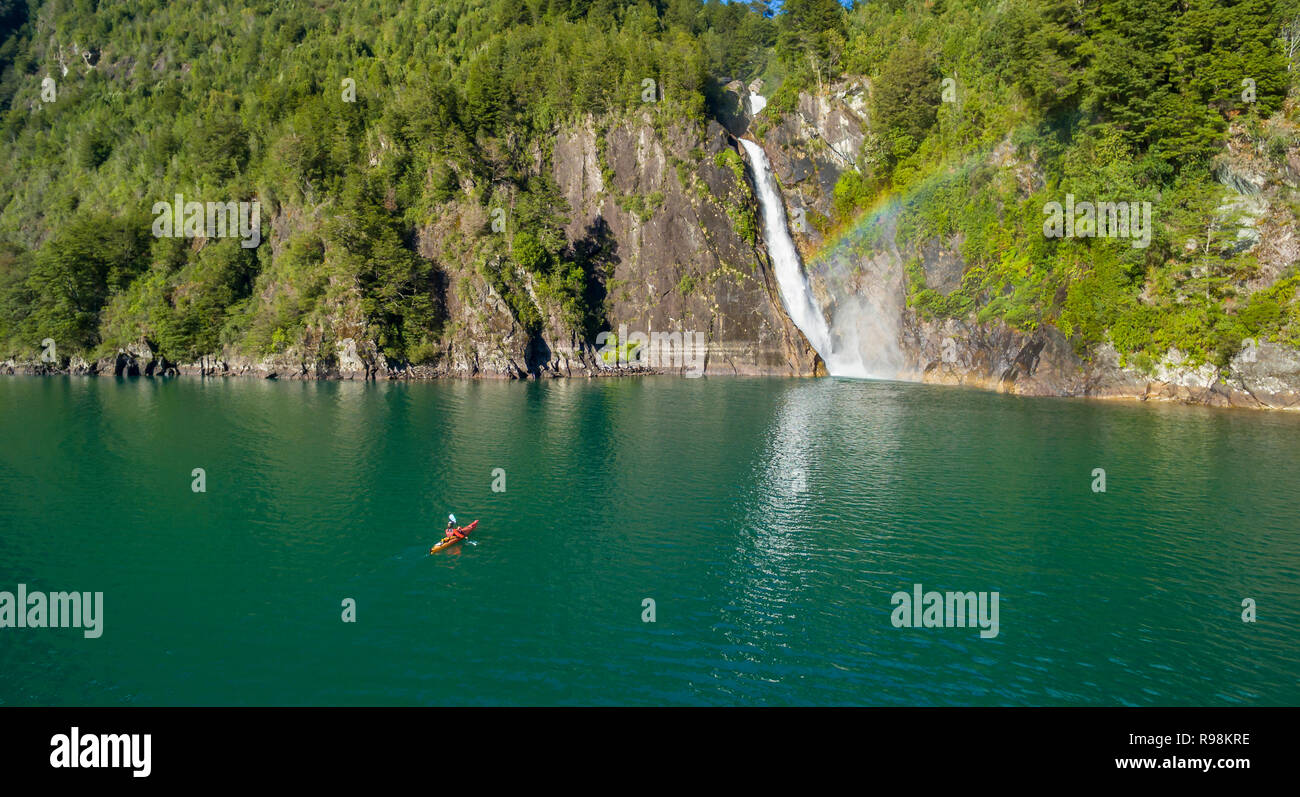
525,217,619,376
573,216,618,342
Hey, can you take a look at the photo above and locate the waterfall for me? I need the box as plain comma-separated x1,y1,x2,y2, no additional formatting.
739,138,904,380
739,138,834,359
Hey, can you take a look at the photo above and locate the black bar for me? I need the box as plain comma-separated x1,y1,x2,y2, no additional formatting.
0,707,1286,784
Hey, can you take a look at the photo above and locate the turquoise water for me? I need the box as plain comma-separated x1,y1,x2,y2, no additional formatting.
0,375,1297,705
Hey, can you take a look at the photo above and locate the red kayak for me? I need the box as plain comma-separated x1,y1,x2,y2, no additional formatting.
430,520,479,554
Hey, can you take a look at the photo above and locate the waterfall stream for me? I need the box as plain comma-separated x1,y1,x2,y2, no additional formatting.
739,138,834,359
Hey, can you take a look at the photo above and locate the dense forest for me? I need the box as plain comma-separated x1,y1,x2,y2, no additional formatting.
1,0,1298,374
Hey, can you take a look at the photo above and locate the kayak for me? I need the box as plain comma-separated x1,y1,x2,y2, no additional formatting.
430,520,479,554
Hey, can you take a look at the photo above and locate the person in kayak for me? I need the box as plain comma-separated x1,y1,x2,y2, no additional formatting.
441,519,465,543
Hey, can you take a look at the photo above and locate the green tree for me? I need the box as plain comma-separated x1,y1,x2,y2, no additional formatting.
871,38,939,165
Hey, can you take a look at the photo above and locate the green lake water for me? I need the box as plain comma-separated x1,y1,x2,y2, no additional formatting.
0,375,1297,705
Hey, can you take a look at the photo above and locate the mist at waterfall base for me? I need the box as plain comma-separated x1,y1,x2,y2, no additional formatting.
739,138,906,380
806,196,909,380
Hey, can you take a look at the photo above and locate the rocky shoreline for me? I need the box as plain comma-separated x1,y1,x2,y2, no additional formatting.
0,339,658,382
899,319,1300,411
6,330,1300,411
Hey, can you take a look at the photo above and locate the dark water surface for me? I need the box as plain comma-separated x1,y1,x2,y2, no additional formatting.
1,375,1297,705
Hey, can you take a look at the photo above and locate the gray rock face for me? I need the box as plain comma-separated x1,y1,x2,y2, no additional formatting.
550,113,820,377
714,80,752,137
901,317,1300,409
754,79,870,254
1219,342,1300,408
917,236,965,296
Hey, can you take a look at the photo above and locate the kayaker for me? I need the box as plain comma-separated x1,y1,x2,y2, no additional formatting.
442,519,465,542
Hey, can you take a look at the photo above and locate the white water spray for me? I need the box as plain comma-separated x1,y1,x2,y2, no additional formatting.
739,138,904,380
